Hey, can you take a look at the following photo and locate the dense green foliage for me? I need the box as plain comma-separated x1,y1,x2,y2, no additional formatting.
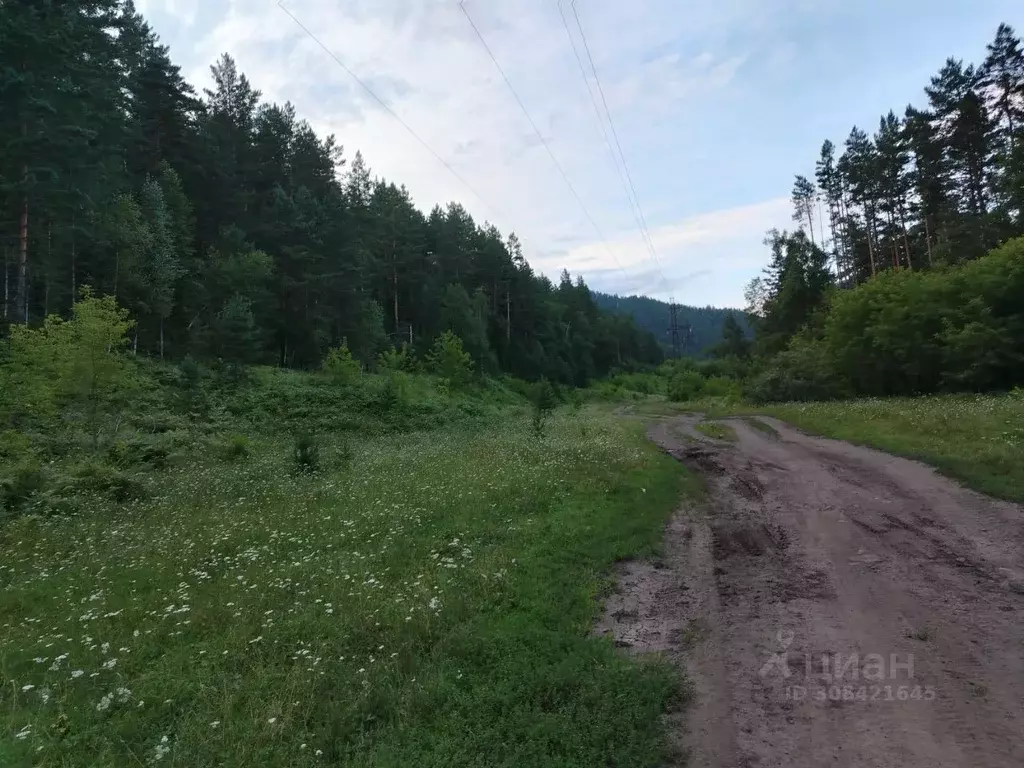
0,1,660,385
736,24,1024,402
592,292,744,357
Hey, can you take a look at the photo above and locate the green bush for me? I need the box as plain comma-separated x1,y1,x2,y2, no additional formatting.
1,460,46,512
107,437,172,469
178,356,207,417
0,290,138,447
68,461,148,502
322,341,361,386
821,237,1024,396
222,433,250,460
367,373,403,415
428,331,474,391
701,375,742,400
667,370,705,402
0,429,32,462
530,379,558,438
293,433,320,473
377,344,416,373
746,337,848,403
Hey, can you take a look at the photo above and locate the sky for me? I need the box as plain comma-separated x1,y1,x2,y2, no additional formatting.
135,0,1022,308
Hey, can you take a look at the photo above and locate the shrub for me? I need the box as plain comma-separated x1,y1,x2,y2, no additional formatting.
377,344,416,373
701,376,743,400
293,433,320,473
223,434,250,461
106,439,171,470
178,356,207,417
322,341,361,386
819,237,1024,396
530,379,557,438
0,289,138,447
745,338,848,403
0,429,32,463
367,373,402,415
69,461,148,502
667,370,705,402
568,388,583,414
428,331,473,391
1,460,45,512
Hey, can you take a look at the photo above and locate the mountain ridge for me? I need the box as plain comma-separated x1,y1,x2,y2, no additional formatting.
592,292,745,357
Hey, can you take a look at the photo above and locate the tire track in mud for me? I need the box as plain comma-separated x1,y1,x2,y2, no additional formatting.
597,413,1024,768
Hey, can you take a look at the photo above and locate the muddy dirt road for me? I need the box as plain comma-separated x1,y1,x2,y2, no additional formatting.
599,414,1024,767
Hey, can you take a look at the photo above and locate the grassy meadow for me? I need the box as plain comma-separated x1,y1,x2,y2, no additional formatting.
0,387,693,767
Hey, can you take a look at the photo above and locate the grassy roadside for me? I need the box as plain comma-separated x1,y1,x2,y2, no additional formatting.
762,395,1024,502
632,392,1024,503
0,406,693,767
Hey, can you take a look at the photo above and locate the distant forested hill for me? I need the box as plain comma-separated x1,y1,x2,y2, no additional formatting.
592,292,744,357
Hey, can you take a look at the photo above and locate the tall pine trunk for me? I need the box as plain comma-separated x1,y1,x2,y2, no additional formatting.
392,241,399,332
897,204,913,270
865,204,878,277
70,214,77,304
924,216,935,267
17,183,28,323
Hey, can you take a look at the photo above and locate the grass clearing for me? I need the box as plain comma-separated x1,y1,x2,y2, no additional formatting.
693,421,737,442
0,405,692,767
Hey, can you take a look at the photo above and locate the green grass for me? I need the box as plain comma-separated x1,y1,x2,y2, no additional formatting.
0,405,692,767
693,420,737,442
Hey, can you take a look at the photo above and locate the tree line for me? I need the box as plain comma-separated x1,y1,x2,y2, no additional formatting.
0,1,662,386
776,23,1024,283
739,22,1024,401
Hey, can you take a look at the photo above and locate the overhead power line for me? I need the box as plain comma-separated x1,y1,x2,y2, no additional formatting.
557,0,668,292
458,0,632,282
276,1,504,224
567,0,671,288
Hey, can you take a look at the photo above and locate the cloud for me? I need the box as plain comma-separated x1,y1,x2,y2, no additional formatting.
135,0,200,26
138,0,823,308
556,197,792,306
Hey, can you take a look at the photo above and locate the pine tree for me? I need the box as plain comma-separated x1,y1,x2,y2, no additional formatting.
791,175,818,245
980,24,1024,226
874,112,913,269
840,127,882,279
138,178,183,357
926,58,997,256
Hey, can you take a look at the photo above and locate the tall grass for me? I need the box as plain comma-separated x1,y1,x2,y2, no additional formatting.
0,407,691,766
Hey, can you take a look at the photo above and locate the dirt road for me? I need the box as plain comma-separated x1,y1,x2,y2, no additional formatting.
598,414,1024,767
